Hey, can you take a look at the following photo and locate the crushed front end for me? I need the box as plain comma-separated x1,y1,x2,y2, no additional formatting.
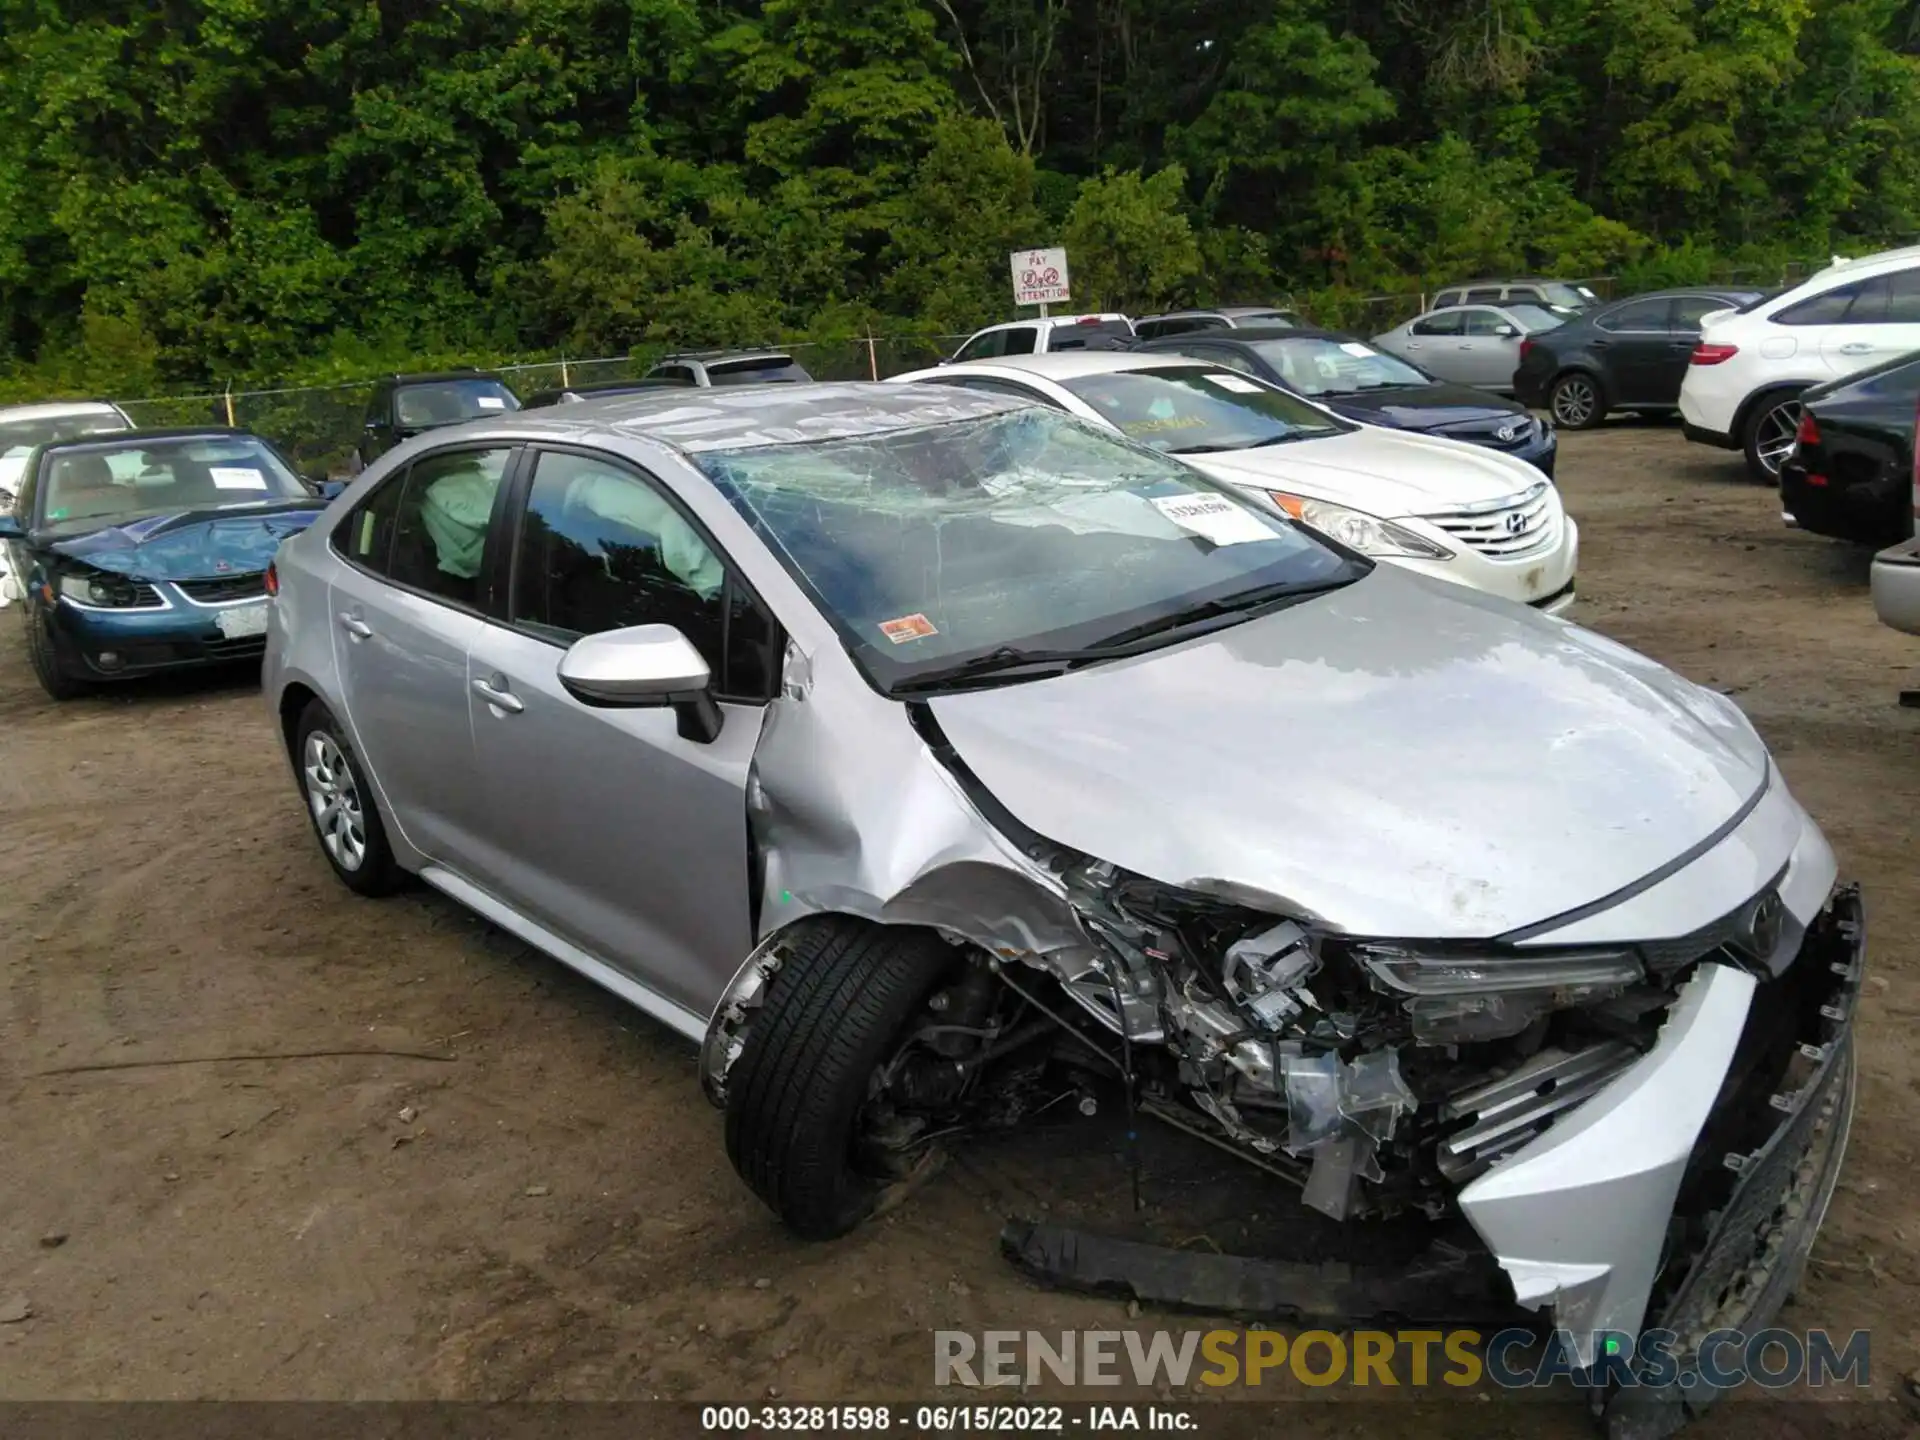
1014,844,1861,1381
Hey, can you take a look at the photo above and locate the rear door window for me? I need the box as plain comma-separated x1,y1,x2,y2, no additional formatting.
1596,298,1674,332
372,447,516,610
1884,269,1920,324
1413,311,1464,337
1776,277,1888,326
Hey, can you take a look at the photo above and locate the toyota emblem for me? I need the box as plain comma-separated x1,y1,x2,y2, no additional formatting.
1503,511,1527,535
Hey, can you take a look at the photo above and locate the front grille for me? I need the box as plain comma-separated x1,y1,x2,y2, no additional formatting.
1437,1039,1640,1181
1420,484,1556,558
177,572,266,603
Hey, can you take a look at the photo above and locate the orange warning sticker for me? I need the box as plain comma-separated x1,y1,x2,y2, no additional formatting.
878,612,939,644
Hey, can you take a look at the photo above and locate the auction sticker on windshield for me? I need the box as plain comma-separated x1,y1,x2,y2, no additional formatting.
1152,492,1276,546
209,467,268,491
879,612,939,644
1340,342,1377,358
476,396,507,410
1206,374,1263,394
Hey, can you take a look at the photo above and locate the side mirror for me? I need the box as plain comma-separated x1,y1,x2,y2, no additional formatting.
1495,324,1519,339
556,623,723,742
0,513,22,540
310,479,347,500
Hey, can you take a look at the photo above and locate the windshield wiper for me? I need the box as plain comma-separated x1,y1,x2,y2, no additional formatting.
1091,576,1351,649
889,643,1130,696
1166,433,1305,454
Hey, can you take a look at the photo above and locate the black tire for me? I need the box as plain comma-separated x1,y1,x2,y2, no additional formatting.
1549,371,1607,429
725,917,962,1240
24,599,94,701
1742,388,1805,483
293,698,403,896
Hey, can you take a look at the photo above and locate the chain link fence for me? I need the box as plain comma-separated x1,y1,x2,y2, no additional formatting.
112,335,972,478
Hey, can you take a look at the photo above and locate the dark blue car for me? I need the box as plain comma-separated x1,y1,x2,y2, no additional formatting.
0,428,334,699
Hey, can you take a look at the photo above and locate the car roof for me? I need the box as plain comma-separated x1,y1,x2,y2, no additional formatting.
661,350,796,365
463,381,1031,455
1144,306,1295,320
37,426,263,452
390,370,507,385
0,400,127,421
947,352,1198,380
1138,324,1350,345
1439,278,1582,288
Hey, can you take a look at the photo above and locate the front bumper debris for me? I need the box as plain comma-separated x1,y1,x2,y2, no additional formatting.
1000,1221,1514,1326
1463,885,1861,1372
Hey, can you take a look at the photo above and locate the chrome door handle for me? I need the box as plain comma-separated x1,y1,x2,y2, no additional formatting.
472,678,524,714
337,613,372,640
1837,342,1875,355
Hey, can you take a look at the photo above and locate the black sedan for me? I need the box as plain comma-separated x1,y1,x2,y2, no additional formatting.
1511,287,1764,429
1779,351,1920,547
1133,325,1557,474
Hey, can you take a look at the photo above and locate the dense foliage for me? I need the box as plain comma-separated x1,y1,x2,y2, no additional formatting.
4,0,1919,393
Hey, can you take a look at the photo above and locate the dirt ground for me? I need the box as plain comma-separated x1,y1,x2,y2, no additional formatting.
1,422,1916,1430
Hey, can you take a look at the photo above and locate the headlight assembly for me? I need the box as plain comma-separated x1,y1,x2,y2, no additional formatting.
1266,493,1453,560
57,570,159,608
1354,945,1644,1045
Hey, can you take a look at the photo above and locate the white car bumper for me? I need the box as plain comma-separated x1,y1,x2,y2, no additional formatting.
1871,538,1920,635
1395,513,1579,613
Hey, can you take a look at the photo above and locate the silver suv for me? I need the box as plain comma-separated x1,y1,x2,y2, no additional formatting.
262,386,1859,1411
643,350,814,386
1431,278,1599,314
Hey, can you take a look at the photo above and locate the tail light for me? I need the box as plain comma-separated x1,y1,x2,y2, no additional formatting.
1690,343,1740,365
1518,337,1534,362
263,561,279,598
1797,412,1820,447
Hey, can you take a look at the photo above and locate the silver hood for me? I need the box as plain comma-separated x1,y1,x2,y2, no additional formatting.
928,567,1773,940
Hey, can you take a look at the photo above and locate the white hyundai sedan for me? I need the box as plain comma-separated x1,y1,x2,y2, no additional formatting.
890,352,1577,613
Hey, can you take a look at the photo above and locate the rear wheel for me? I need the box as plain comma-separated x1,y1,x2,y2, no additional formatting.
23,599,94,701
294,699,403,896
724,917,966,1240
1549,371,1606,429
1742,389,1804,483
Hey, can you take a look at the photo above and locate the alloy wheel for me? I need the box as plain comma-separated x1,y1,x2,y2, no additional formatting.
1551,376,1597,427
303,730,367,872
1753,399,1802,477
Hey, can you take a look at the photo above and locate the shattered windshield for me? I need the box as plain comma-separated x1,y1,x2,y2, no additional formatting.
38,435,309,528
697,407,1361,690
1057,367,1349,454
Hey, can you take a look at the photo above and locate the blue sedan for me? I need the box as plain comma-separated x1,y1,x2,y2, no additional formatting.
0,427,334,699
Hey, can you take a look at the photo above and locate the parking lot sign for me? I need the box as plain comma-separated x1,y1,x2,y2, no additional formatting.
1011,248,1071,308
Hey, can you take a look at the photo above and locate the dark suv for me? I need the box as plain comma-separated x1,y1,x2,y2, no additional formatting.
357,371,521,468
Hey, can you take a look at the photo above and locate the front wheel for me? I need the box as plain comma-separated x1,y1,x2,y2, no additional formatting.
1549,372,1607,430
24,600,94,701
1743,390,1804,483
294,699,403,896
724,917,965,1240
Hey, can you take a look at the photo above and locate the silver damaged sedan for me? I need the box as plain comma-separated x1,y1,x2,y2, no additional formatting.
263,385,1859,1414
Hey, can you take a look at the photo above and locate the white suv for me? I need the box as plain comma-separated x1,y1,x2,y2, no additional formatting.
1680,245,1920,480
